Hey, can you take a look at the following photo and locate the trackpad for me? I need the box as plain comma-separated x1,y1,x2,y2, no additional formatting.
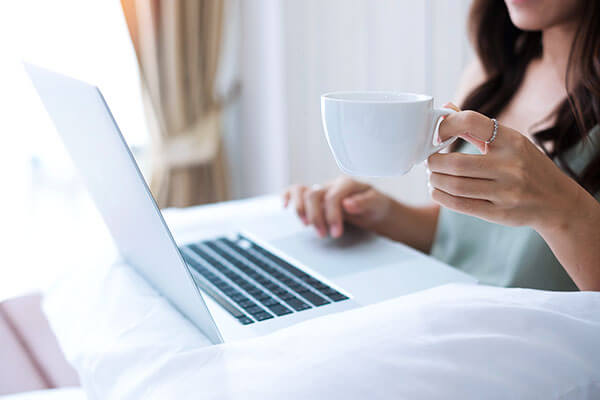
269,226,417,279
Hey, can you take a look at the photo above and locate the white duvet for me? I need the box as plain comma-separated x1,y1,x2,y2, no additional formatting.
43,262,600,400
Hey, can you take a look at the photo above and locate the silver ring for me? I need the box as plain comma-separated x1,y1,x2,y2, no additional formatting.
485,118,498,144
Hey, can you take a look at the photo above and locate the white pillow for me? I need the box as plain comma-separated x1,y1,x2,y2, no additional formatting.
0,388,86,400
44,263,600,400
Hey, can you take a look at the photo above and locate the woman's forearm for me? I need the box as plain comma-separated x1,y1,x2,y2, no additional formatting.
536,185,600,291
373,202,440,254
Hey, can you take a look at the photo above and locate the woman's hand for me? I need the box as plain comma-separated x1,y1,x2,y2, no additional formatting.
283,177,393,238
428,103,600,290
427,103,583,232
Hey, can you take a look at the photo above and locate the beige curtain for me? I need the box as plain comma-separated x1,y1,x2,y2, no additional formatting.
121,0,228,208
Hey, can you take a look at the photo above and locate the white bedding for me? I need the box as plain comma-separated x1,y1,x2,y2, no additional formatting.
0,388,85,400
43,262,600,400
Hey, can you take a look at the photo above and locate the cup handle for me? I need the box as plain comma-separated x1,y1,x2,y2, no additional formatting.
418,107,457,163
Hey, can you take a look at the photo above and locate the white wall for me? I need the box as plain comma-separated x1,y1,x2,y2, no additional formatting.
234,0,472,204
236,0,288,197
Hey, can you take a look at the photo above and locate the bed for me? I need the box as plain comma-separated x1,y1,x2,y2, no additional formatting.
35,197,600,400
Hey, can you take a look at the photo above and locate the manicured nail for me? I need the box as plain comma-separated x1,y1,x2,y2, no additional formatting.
317,227,326,238
330,224,341,238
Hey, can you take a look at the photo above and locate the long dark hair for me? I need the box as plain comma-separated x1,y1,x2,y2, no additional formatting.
456,0,600,194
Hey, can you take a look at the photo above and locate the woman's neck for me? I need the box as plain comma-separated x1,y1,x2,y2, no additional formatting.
541,21,578,82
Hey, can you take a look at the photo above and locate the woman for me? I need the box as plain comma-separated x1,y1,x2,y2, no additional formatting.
284,0,600,291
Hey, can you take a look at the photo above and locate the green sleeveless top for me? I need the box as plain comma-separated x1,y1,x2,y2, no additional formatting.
430,126,600,291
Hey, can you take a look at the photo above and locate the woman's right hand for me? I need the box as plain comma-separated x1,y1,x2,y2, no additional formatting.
282,177,393,238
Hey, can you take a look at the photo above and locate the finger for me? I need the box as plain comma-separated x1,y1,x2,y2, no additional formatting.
290,185,308,224
438,110,498,150
425,160,432,178
282,190,291,207
427,152,496,179
430,188,498,221
429,172,496,201
342,189,377,215
443,102,461,112
324,180,370,237
304,188,327,237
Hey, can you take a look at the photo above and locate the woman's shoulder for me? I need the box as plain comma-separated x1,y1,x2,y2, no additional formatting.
563,125,600,168
559,124,600,199
454,58,487,106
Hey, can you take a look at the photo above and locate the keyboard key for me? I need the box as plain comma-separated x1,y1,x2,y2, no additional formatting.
285,297,311,311
231,293,246,302
288,282,305,292
263,298,278,306
280,292,295,301
319,286,349,302
253,311,273,321
248,288,262,297
256,293,271,302
237,316,254,325
257,277,270,285
269,304,292,316
238,299,255,308
329,293,349,302
245,305,263,314
299,291,330,307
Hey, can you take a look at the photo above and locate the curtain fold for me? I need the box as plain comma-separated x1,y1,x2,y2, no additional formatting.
121,0,228,208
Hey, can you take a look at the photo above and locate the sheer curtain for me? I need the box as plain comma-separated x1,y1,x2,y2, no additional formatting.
121,0,228,207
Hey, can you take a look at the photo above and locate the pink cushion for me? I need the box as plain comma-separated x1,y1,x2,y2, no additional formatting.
0,293,80,396
0,307,47,395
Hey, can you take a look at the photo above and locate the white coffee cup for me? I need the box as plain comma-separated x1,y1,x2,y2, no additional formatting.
321,91,456,177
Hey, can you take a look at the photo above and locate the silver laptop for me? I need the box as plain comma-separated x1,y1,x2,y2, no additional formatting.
26,64,476,344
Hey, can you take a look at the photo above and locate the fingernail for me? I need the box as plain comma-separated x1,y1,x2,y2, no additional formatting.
301,216,308,225
317,227,327,238
330,224,341,238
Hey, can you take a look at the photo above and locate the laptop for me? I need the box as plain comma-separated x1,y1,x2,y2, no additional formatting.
25,64,476,344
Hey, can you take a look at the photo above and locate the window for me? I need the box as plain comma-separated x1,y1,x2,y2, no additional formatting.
0,0,147,300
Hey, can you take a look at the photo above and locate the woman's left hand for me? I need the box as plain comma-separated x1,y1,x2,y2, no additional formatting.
426,103,584,232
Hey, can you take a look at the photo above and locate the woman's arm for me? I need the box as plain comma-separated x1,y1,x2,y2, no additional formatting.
283,178,440,253
535,182,600,291
428,106,600,290
377,201,440,253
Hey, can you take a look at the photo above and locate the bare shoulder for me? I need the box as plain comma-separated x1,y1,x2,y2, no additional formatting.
454,58,487,106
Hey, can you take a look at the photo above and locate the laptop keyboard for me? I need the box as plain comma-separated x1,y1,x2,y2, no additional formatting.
179,236,349,325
